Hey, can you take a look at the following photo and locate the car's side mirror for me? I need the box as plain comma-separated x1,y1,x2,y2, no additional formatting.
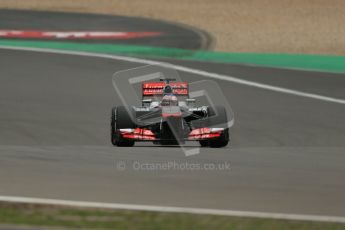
142,99,152,107
186,98,196,107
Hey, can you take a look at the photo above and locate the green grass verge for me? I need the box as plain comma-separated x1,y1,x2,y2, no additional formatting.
0,203,345,230
1,39,345,73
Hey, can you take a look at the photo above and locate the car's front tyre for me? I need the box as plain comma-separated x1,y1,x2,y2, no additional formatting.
207,105,230,148
199,140,209,147
111,106,135,147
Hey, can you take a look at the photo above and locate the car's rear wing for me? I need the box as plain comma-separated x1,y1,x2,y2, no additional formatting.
142,82,189,96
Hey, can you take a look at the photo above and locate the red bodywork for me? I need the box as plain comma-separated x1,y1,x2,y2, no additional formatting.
188,128,222,140
121,128,156,140
142,82,188,96
120,127,223,141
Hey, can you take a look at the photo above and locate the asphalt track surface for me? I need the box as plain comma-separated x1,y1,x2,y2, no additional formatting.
0,9,211,49
1,48,345,217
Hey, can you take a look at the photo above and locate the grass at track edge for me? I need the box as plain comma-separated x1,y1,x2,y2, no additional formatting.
1,39,345,74
1,202,345,230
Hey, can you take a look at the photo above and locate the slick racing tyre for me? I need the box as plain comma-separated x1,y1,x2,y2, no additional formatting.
199,140,210,147
206,105,230,148
111,106,135,147
193,105,229,148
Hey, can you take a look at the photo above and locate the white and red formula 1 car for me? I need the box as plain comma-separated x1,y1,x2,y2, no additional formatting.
111,79,229,147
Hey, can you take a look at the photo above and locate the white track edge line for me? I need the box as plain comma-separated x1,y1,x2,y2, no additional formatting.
1,45,345,105
0,196,344,223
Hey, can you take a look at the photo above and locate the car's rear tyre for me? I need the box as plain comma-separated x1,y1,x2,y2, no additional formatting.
111,106,135,147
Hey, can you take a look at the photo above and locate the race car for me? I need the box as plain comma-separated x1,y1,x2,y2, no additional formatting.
111,79,230,147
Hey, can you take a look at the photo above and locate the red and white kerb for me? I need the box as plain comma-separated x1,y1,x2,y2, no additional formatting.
0,30,161,40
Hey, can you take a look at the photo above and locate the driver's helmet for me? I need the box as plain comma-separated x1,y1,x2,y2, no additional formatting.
163,85,173,95
161,95,178,106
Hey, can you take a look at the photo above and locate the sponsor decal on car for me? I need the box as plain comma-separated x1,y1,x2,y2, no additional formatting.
142,82,189,95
